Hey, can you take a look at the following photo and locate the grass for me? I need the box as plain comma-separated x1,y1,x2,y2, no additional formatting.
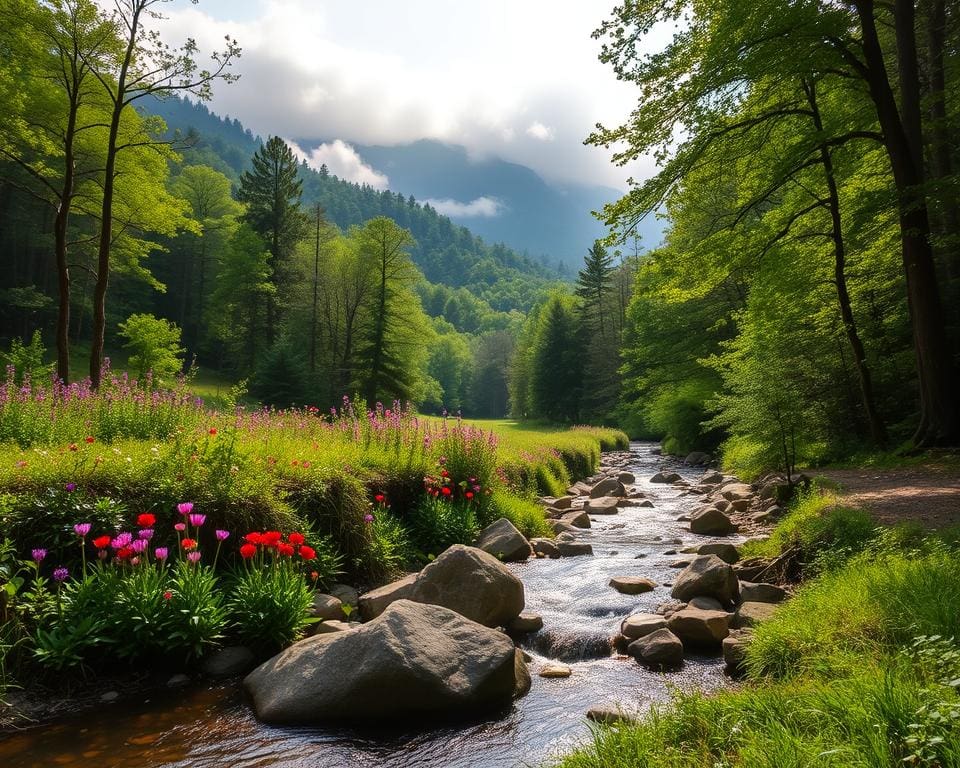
556,487,960,768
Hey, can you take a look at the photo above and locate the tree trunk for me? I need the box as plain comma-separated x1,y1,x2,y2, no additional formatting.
855,0,958,445
54,95,77,385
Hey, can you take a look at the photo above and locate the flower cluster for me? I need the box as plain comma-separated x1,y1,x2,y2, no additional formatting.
239,531,316,562
422,459,483,503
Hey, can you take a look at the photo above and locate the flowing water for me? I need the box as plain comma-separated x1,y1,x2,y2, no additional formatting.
0,442,735,768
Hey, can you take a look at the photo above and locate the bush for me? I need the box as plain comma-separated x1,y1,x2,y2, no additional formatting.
117,313,185,384
227,560,313,655
1,331,53,386
359,509,411,583
408,496,479,557
488,491,550,539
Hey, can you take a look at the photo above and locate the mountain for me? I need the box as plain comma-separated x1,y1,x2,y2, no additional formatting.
296,138,665,269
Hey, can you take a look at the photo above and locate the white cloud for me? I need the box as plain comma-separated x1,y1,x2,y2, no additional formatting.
288,139,389,189
151,1,675,189
424,196,504,218
526,122,555,141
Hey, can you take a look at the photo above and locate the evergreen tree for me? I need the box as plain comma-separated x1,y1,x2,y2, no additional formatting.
237,136,309,343
530,293,582,421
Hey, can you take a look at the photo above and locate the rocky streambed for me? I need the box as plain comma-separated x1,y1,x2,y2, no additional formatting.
0,442,788,768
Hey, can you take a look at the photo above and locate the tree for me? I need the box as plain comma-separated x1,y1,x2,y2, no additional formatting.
237,136,308,344
87,0,239,388
575,240,621,421
529,293,582,422
118,312,184,384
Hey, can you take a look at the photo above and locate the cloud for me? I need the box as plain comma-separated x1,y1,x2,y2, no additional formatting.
424,196,505,218
288,139,389,189
526,122,554,141
151,1,675,190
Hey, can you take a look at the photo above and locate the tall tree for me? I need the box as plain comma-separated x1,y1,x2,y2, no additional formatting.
529,293,583,422
86,0,239,388
237,136,308,345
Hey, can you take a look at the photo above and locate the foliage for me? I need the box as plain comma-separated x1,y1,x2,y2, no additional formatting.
117,313,185,384
2,331,53,385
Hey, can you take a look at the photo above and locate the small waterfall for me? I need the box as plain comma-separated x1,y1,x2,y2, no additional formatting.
523,628,613,661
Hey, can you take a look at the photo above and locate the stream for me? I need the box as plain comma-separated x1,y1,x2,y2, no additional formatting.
0,442,735,768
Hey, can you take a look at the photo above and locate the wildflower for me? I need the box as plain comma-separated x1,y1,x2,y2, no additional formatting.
155,547,169,561
262,531,282,547
15,460,27,469
139,528,154,540
74,522,91,537
187,551,202,564
215,529,230,542
116,547,133,560
130,539,147,554
277,543,295,557
300,545,316,560
174,522,186,532
209,428,218,436
438,456,447,465
239,543,257,559
363,514,374,524
131,556,141,566
52,567,69,582
440,469,450,478
181,538,197,551
244,532,262,545
288,532,305,546
374,493,385,503
137,513,156,528
65,482,77,492
93,535,111,550
465,491,474,500
440,486,452,497
111,532,133,549
84,436,95,444
68,443,78,452
32,548,47,563
188,513,206,527
177,502,194,516
302,460,311,469
163,590,173,600
310,570,319,581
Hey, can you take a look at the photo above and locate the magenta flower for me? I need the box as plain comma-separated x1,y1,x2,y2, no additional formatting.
74,522,91,537
188,513,206,527
215,529,230,541
154,547,168,560
177,502,194,516
187,551,202,564
52,566,69,582
111,532,133,549
138,528,154,540
65,482,77,492
363,514,374,524
174,522,186,532
130,539,147,554
32,548,47,563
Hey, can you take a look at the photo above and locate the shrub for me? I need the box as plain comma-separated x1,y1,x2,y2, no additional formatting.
165,561,226,660
1,331,53,386
118,313,185,384
359,508,411,583
409,496,479,557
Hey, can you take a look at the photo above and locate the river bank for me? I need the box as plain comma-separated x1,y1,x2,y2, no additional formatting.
0,442,764,767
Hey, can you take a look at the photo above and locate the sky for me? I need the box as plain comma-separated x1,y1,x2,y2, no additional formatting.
154,0,664,192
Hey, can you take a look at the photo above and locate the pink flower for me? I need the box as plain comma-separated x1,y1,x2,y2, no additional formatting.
177,502,194,516
74,522,91,537
154,547,168,560
215,529,230,541
111,532,133,549
363,514,374,524
187,551,202,564
130,539,147,554
138,528,154,540
174,522,186,532
188,513,206,527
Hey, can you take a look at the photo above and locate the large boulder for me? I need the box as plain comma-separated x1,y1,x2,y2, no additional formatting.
475,518,531,562
409,545,525,627
310,593,344,621
692,542,740,564
590,477,626,498
651,471,682,483
555,535,594,557
585,497,620,514
531,538,561,558
671,555,740,605
245,600,530,723
609,576,657,595
627,628,684,668
553,496,575,510
667,607,730,646
358,573,418,621
721,483,754,501
684,451,711,466
699,470,724,485
617,471,636,484
561,510,591,529
548,519,578,535
689,508,735,536
738,581,787,604
733,601,779,628
620,613,667,641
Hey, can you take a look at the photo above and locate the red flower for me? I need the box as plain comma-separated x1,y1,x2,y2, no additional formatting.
137,513,156,528
240,543,257,559
440,469,450,478
68,443,78,452
299,545,316,561
117,547,133,560
465,491,474,499
84,436,95,444
310,570,319,581
163,591,173,601
288,532,305,546
209,428,217,436
441,486,452,497
262,531,282,547
181,538,197,551
374,493,385,503
93,535,111,549
244,532,262,545
277,543,295,557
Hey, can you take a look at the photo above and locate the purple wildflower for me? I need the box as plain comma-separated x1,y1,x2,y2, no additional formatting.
154,547,169,561
363,514,374,524
111,532,133,549
188,513,206,527
215,529,230,541
177,502,194,516
52,566,69,582
32,548,47,563
74,522,91,537
138,528,154,540
130,539,147,554
65,482,77,492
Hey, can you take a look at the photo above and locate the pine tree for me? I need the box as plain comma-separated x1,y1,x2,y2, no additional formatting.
575,241,620,421
530,293,582,421
237,136,309,343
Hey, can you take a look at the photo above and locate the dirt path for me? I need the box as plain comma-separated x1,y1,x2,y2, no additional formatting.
816,464,960,529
